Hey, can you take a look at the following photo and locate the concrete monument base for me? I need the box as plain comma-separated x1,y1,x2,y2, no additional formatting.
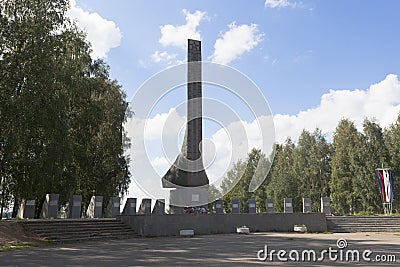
169,187,208,214
119,213,327,237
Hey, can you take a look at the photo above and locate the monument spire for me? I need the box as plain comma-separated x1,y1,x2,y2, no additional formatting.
162,39,209,188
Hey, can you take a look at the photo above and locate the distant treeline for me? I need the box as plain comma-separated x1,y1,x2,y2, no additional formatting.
221,117,400,215
0,0,131,218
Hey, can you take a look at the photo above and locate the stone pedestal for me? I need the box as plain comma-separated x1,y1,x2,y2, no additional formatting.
232,199,240,214
169,188,208,214
214,200,224,214
40,194,59,219
106,196,120,218
68,195,82,219
321,197,331,215
86,196,103,218
302,198,312,213
17,199,36,219
152,199,165,215
138,198,152,214
284,198,293,213
248,199,256,214
122,198,137,215
266,198,275,213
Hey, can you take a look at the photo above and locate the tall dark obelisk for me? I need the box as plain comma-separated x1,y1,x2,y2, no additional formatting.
162,40,209,210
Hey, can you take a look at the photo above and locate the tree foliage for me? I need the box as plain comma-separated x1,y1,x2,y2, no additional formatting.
384,115,400,210
0,0,130,218
220,116,400,215
266,139,299,212
221,148,270,213
329,119,361,214
292,129,331,212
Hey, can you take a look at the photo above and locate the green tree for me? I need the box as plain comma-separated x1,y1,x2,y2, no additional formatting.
292,129,331,212
221,148,269,213
329,119,362,215
0,0,130,217
266,139,299,212
207,184,222,212
352,119,389,213
384,114,400,212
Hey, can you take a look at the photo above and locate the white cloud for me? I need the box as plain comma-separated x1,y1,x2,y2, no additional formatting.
67,0,122,58
143,108,186,140
210,22,264,65
265,0,298,8
125,106,272,186
273,74,400,143
150,156,171,176
207,116,274,184
150,51,177,63
159,9,206,48
124,108,186,202
125,74,400,201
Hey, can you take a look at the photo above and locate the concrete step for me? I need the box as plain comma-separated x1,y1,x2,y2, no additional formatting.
33,228,135,236
30,228,133,235
21,219,137,243
328,224,400,227
46,234,136,243
36,233,136,241
23,219,121,225
26,224,130,231
326,216,400,233
329,227,400,231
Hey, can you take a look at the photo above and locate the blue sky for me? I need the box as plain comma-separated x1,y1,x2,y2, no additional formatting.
68,0,400,200
71,0,400,116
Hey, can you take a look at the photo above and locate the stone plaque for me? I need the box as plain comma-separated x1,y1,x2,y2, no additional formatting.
214,199,224,214
86,196,103,218
17,199,36,219
138,198,152,214
68,195,82,218
248,199,256,214
284,198,293,213
232,199,240,214
321,197,331,215
266,198,275,213
40,194,59,219
192,194,200,202
152,199,166,215
303,198,312,213
122,198,137,215
105,196,120,218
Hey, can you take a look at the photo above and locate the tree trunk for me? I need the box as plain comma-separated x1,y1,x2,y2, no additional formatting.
12,198,19,218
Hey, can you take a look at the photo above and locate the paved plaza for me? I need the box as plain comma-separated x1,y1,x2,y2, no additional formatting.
1,232,399,266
